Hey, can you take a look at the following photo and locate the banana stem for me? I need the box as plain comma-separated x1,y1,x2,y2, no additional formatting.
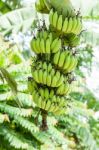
40,109,48,131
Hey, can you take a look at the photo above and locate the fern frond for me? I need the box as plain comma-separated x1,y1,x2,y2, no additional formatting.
1,127,36,150
14,116,39,133
0,7,35,35
8,62,30,74
0,114,10,123
76,126,98,150
17,93,34,107
0,92,12,101
0,103,33,117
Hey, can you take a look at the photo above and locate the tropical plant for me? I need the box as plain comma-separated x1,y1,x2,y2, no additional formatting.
0,0,98,150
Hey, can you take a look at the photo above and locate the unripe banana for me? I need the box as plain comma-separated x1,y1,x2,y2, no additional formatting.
49,90,54,99
55,71,61,82
38,69,43,83
49,103,56,112
62,18,68,33
42,99,47,109
51,38,61,53
43,71,47,85
45,100,51,111
48,33,53,44
35,38,41,53
58,51,66,68
71,17,78,33
40,38,45,53
39,88,45,98
46,74,52,86
56,84,64,95
52,95,57,103
57,15,63,31
45,38,51,53
52,11,58,28
47,63,52,73
42,62,48,70
53,51,61,65
44,88,49,99
42,30,48,40
56,75,64,87
50,69,55,76
75,18,82,34
30,39,37,53
38,96,42,108
66,56,76,72
66,17,73,33
49,9,54,25
63,53,71,70
51,76,57,87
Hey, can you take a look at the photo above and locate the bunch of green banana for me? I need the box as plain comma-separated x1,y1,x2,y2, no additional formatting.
32,87,66,114
53,50,78,73
56,82,71,95
64,34,80,47
31,62,64,87
35,0,50,13
49,9,82,35
30,30,61,54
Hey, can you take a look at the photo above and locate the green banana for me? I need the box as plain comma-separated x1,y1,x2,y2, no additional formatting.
75,18,82,34
66,56,76,72
58,51,66,67
46,38,51,53
42,62,48,70
39,88,45,98
62,18,68,33
56,75,64,87
35,38,41,53
49,9,54,25
66,17,73,33
43,71,47,85
71,17,78,33
40,38,45,53
46,74,52,86
57,15,63,31
38,96,42,108
63,53,71,70
53,51,61,65
47,63,52,73
48,33,53,44
51,76,57,87
49,90,54,99
31,39,40,54
52,11,58,28
51,38,61,53
42,30,48,40
44,88,49,99
55,71,61,82
38,69,43,83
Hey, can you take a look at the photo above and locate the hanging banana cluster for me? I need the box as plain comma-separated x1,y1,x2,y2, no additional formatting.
53,50,78,73
28,0,83,115
49,9,82,35
31,30,61,54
